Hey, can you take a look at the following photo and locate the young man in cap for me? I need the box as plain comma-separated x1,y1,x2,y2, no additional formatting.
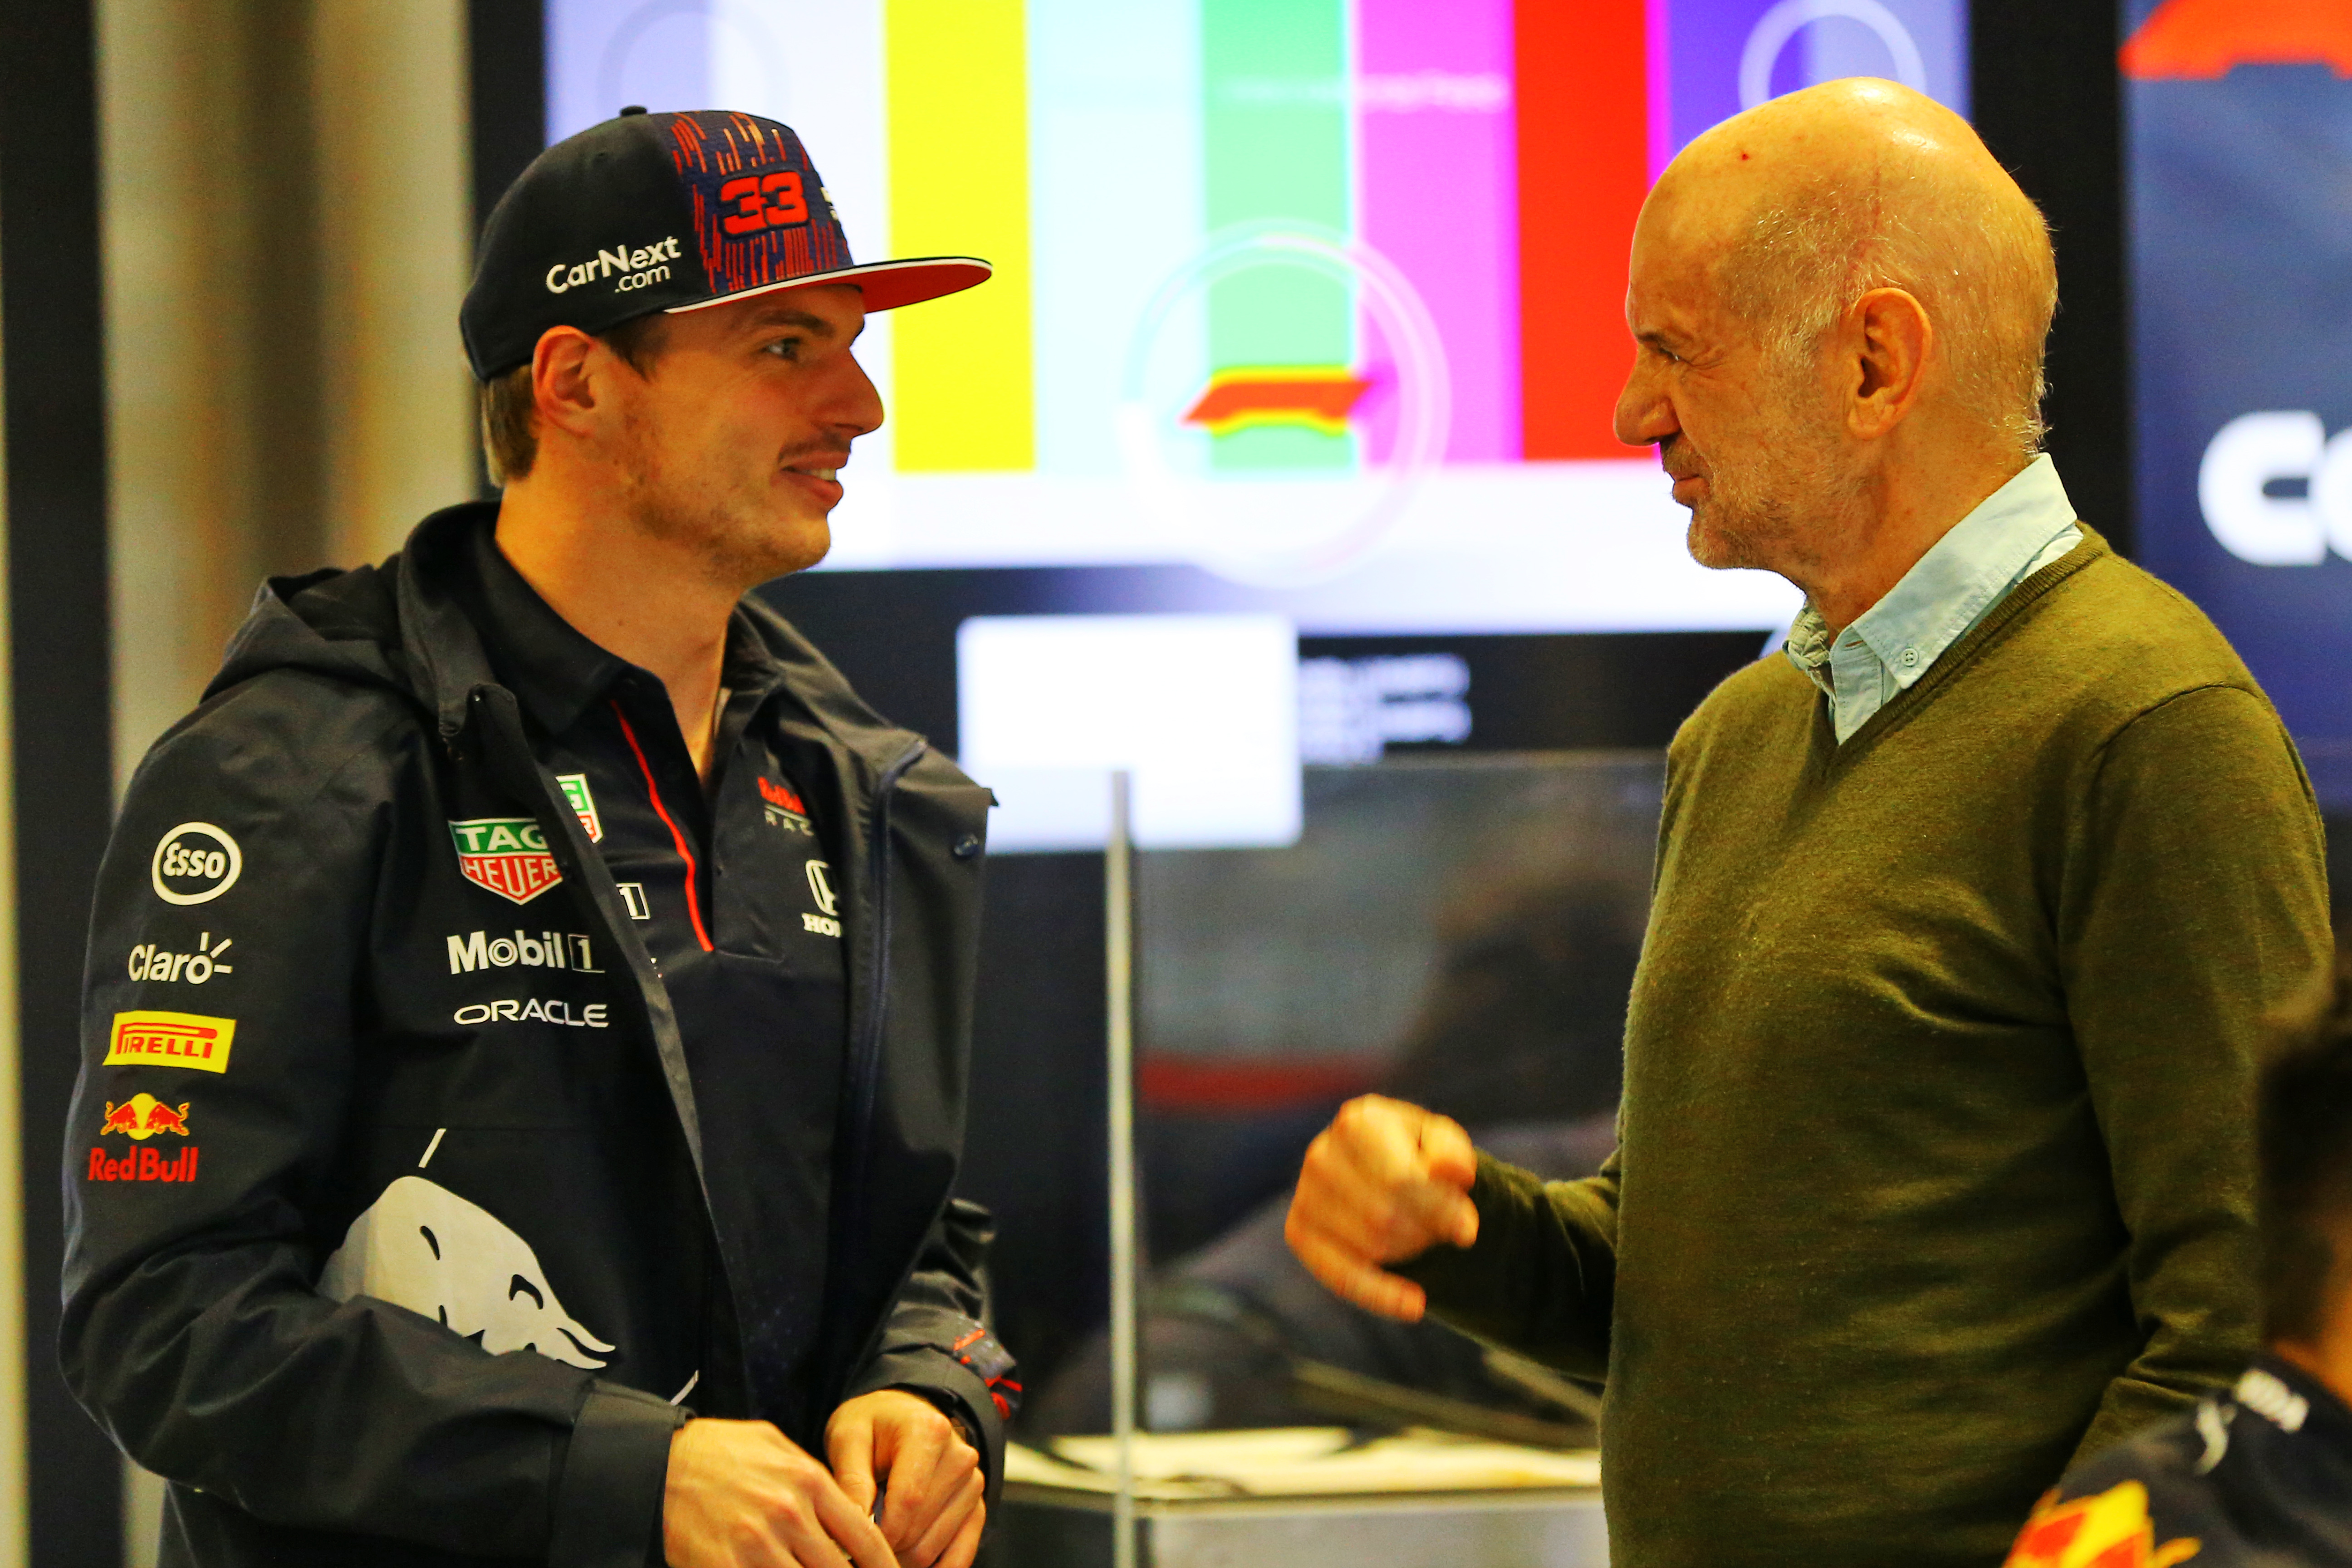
2004,962,2352,1567
62,108,1014,1568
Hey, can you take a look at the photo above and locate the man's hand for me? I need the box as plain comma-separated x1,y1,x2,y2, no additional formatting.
663,1417,895,1568
827,1389,985,1568
1285,1094,1479,1322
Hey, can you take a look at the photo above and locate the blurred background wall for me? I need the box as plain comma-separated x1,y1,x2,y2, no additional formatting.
5,1,473,1561
96,0,474,784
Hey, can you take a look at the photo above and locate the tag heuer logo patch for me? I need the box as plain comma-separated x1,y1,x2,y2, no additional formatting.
450,818,563,905
557,774,603,842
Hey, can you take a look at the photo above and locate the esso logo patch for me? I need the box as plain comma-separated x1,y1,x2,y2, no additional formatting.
151,823,242,906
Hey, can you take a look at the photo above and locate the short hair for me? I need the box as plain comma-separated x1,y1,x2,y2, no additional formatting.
1716,169,2058,458
476,312,671,486
2259,952,2352,1344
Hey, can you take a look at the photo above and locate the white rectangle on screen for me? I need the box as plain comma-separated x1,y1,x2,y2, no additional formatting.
958,615,1301,852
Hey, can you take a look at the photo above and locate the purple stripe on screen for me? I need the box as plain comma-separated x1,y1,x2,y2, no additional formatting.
1355,0,1520,463
1650,0,1676,177
1669,0,1772,158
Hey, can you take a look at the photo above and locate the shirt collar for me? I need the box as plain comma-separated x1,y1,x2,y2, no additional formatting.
1784,453,2078,692
460,514,789,738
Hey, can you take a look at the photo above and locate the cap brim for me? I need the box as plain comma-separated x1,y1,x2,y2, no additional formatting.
664,255,992,316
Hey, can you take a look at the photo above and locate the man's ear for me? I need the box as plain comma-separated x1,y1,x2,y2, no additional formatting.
1845,287,1932,440
530,325,617,449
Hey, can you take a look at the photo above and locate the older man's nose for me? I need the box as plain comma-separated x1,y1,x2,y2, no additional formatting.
1614,365,1676,449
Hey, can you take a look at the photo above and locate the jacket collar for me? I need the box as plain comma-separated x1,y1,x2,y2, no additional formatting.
368,501,923,779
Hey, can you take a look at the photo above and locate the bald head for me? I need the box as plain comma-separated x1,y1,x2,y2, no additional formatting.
1644,78,2056,453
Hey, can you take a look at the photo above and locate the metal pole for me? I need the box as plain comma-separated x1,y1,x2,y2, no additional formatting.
1105,770,1140,1568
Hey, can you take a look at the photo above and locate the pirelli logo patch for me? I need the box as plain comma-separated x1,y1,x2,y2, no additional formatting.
104,1010,236,1073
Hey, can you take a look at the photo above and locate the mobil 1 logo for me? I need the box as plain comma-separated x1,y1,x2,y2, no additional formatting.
152,823,242,906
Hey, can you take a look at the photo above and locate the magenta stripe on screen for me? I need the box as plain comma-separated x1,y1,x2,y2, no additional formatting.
1354,0,1520,463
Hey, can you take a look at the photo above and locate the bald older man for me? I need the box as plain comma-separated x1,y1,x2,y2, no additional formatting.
1285,80,2332,1566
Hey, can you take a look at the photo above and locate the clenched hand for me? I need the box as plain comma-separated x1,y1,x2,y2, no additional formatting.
1285,1095,1479,1322
828,1389,985,1568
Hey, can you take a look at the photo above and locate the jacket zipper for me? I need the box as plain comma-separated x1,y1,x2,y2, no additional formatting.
840,739,926,1229
822,738,926,1397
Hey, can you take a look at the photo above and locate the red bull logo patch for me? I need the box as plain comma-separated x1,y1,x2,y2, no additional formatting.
1182,366,1373,438
103,1010,235,1073
450,818,563,906
87,1143,199,1184
758,776,813,835
100,1093,192,1141
2005,1482,2201,1568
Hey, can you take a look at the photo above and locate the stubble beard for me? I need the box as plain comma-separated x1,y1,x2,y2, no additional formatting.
614,401,826,591
1682,402,1866,581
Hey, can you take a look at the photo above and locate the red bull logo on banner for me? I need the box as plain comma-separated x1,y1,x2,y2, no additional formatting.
99,1093,191,1141
2004,1481,2202,1568
103,1010,235,1073
2121,0,2352,79
449,818,564,906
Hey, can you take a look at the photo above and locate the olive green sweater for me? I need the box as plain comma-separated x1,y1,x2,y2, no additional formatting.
1398,534,2331,1566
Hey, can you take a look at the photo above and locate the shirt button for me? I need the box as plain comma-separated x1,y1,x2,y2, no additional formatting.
1899,647,1921,668
952,833,983,860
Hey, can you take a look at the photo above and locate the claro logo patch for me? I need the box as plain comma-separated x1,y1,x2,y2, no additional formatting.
104,1010,235,1073
151,823,242,905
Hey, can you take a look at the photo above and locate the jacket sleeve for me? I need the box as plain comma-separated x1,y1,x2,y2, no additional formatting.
60,686,683,1567
1389,1149,1620,1382
842,1196,1019,1497
2058,683,2332,1460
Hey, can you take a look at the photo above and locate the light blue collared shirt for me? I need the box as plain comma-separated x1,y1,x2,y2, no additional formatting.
1784,454,2083,743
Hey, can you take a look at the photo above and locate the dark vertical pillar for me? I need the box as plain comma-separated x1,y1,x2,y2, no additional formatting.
0,0,124,1563
1971,0,2132,554
468,0,547,241
466,0,546,496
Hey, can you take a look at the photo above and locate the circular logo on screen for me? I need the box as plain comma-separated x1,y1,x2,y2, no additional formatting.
151,822,242,906
1117,225,1452,587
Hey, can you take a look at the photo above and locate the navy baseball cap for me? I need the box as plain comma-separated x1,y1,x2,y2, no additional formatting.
461,108,990,380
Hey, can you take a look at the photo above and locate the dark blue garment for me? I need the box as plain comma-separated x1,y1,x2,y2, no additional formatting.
2008,1354,2352,1567
459,521,848,1443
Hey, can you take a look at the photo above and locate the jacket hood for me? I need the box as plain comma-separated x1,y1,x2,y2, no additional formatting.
207,501,923,764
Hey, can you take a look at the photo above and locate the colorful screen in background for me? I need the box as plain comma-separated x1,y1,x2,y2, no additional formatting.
547,0,1968,633
2124,0,2352,804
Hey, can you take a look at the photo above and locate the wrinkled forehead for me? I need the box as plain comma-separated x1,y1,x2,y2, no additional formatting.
1627,178,1750,317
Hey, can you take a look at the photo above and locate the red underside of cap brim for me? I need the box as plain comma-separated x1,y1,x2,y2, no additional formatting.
665,255,992,316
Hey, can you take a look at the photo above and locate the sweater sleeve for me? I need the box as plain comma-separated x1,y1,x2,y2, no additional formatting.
1389,1149,1619,1382
2060,683,2332,1459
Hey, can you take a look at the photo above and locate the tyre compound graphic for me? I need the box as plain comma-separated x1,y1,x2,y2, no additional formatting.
1117,225,1451,588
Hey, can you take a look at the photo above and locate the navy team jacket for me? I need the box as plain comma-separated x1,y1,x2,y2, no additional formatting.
2004,1354,2352,1568
59,504,1015,1567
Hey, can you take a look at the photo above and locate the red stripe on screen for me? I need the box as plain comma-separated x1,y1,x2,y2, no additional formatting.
1517,0,1650,458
